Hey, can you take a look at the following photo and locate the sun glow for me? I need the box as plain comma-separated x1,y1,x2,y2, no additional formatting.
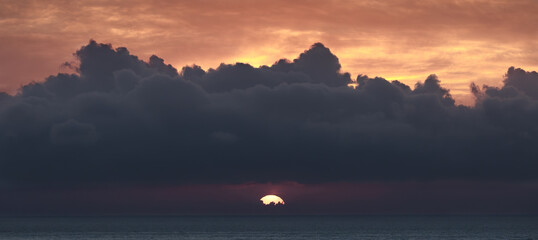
347,82,358,89
260,195,285,205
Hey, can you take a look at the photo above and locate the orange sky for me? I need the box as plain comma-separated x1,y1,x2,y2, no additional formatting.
1,0,537,105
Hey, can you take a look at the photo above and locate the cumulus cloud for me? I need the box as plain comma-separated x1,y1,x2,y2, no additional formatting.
0,40,537,186
50,119,98,146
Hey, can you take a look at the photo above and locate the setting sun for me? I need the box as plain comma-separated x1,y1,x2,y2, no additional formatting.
260,195,285,205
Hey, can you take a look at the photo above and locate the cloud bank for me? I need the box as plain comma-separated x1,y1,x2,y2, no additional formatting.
0,40,537,186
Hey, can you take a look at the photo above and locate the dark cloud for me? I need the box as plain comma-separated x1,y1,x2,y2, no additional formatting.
184,43,350,92
268,42,351,87
0,40,537,186
50,119,97,146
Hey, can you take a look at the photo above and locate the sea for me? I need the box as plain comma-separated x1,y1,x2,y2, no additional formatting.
0,216,536,239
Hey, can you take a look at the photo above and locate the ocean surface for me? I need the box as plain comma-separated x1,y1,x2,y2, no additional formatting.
0,216,536,239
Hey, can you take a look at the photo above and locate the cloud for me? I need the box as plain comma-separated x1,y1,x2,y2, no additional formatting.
2,0,538,106
50,119,98,146
184,43,350,92
0,40,537,186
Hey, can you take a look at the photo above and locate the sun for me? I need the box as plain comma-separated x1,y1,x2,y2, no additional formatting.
260,195,285,205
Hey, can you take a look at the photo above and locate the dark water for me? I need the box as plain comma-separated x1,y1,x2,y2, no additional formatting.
0,216,536,239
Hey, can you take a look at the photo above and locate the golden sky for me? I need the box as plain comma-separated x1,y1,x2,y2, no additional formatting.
1,0,537,105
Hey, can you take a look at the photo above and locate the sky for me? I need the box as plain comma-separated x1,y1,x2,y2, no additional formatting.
1,0,538,105
1,0,538,215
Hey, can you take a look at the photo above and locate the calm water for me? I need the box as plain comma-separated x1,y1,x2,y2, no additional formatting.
0,216,536,239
